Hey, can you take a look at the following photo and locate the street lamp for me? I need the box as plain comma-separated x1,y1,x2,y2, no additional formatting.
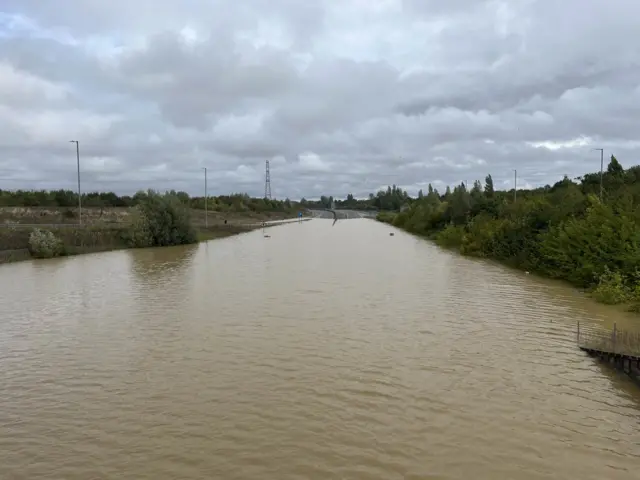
593,148,604,201
202,167,208,228
69,140,81,224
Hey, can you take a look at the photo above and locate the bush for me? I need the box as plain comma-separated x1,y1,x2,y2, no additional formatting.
392,211,409,227
123,190,197,248
376,211,396,224
538,198,640,287
28,228,63,258
435,224,465,248
591,267,627,304
460,215,503,257
627,284,640,312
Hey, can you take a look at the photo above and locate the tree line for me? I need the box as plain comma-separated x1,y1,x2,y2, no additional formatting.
0,189,298,213
301,185,410,211
1,183,411,213
377,155,640,311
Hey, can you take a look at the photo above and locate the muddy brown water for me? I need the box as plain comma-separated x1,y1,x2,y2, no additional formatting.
1,219,639,479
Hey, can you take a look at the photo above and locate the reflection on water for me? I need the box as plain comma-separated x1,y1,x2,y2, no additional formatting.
1,220,639,480
130,244,198,275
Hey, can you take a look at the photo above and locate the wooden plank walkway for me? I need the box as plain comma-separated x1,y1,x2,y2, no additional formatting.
577,322,640,381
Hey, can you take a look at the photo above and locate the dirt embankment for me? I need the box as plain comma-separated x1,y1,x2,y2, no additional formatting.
0,206,299,226
0,207,302,263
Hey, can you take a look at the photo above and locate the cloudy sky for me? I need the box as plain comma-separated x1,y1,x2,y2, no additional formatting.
0,1,638,199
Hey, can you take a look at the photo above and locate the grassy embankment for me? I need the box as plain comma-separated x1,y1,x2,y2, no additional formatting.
0,204,302,263
376,156,640,313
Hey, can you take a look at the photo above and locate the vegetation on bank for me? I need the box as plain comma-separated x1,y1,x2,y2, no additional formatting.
3,224,131,259
1,191,267,262
376,155,640,312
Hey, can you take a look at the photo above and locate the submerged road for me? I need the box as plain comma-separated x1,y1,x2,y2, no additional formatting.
2,219,639,479
309,209,375,220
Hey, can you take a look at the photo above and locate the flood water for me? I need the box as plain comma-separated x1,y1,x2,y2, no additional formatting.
1,218,639,480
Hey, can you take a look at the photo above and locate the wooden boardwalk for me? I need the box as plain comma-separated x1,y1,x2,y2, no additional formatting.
577,322,640,381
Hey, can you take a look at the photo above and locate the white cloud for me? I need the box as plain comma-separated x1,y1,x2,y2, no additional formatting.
0,63,68,104
298,152,331,172
0,1,639,197
528,137,592,151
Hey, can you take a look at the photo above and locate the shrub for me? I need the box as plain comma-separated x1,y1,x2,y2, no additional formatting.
591,267,628,305
460,215,503,257
625,271,640,312
123,190,197,248
627,285,640,312
392,211,409,227
435,224,465,248
28,228,63,258
376,211,396,224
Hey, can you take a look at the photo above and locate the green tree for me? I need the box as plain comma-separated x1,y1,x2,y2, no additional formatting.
607,155,624,176
125,191,197,248
484,174,495,197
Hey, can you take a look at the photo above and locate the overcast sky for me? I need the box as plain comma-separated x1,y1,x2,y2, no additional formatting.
0,1,638,199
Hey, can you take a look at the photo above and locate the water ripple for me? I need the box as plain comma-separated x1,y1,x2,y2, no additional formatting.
1,220,639,479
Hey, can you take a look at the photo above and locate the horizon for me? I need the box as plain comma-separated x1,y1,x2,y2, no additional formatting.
0,156,623,203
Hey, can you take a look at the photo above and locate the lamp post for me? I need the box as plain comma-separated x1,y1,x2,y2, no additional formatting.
593,148,604,201
202,167,208,228
69,140,81,224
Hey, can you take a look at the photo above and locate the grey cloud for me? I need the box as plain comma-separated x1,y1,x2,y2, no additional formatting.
1,0,325,46
110,31,300,128
0,0,639,199
402,0,495,18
